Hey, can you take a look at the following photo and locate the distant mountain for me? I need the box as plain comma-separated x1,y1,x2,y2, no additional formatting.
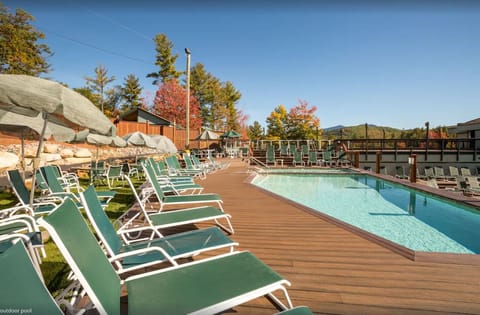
322,124,404,139
323,125,345,132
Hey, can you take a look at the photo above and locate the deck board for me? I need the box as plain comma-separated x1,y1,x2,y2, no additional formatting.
191,160,480,315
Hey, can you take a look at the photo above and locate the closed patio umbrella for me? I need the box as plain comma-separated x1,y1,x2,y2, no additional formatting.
122,132,157,148
0,109,79,177
72,131,127,162
196,129,220,141
0,74,116,205
150,135,177,154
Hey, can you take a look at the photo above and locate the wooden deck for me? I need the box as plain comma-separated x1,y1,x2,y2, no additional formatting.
191,159,480,315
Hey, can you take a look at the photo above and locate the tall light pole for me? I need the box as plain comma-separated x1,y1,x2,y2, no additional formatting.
185,48,191,150
425,121,430,160
365,123,368,159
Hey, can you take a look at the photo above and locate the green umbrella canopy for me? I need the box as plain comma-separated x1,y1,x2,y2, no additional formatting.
220,130,241,138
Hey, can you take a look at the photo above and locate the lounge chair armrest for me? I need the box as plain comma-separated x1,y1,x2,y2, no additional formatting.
108,247,178,272
0,214,39,232
0,205,35,217
116,224,164,242
44,192,80,202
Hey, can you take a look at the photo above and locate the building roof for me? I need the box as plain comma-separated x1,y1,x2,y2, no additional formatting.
449,117,480,135
458,117,480,126
120,107,172,126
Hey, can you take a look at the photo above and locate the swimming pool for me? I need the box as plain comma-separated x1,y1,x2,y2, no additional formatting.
251,173,480,254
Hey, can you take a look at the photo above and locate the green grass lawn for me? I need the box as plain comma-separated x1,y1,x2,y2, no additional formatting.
0,174,145,294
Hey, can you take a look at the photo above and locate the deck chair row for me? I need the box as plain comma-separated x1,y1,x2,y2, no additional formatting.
34,194,311,314
1,159,313,314
0,239,311,315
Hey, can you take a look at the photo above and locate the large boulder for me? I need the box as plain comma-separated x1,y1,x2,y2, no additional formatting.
64,157,91,165
43,143,59,153
43,153,62,162
0,152,19,170
24,147,38,158
74,148,92,158
60,148,74,158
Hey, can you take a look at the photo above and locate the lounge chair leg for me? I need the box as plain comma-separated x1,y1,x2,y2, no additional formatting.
266,286,293,311
214,217,235,235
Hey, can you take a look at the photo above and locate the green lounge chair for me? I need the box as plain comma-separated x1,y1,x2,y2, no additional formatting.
150,158,196,183
41,165,115,207
434,166,456,181
182,152,207,179
122,162,139,179
116,175,234,235
301,144,309,157
424,167,435,179
143,160,204,195
276,306,314,315
279,141,290,156
266,145,276,166
292,150,305,167
307,151,319,166
191,154,216,174
465,176,480,193
320,150,334,167
0,241,64,315
96,164,124,189
143,163,225,211
7,169,57,217
461,167,473,177
148,158,205,193
51,164,82,192
449,166,460,178
39,198,294,315
165,155,205,178
80,185,237,274
0,214,44,271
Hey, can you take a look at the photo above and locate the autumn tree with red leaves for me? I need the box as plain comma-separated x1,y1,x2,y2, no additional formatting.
153,79,202,129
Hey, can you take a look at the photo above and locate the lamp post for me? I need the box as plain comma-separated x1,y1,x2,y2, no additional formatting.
425,121,429,160
365,123,368,159
382,129,385,150
185,48,191,150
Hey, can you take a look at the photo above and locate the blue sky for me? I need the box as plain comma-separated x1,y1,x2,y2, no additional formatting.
5,0,480,130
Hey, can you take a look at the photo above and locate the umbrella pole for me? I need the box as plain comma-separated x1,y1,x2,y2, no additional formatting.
29,116,48,207
21,128,25,181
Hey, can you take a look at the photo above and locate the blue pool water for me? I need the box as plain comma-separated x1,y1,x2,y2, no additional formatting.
252,173,480,254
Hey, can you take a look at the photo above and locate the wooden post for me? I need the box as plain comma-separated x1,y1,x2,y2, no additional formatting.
409,154,417,183
376,151,381,174
354,151,360,168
